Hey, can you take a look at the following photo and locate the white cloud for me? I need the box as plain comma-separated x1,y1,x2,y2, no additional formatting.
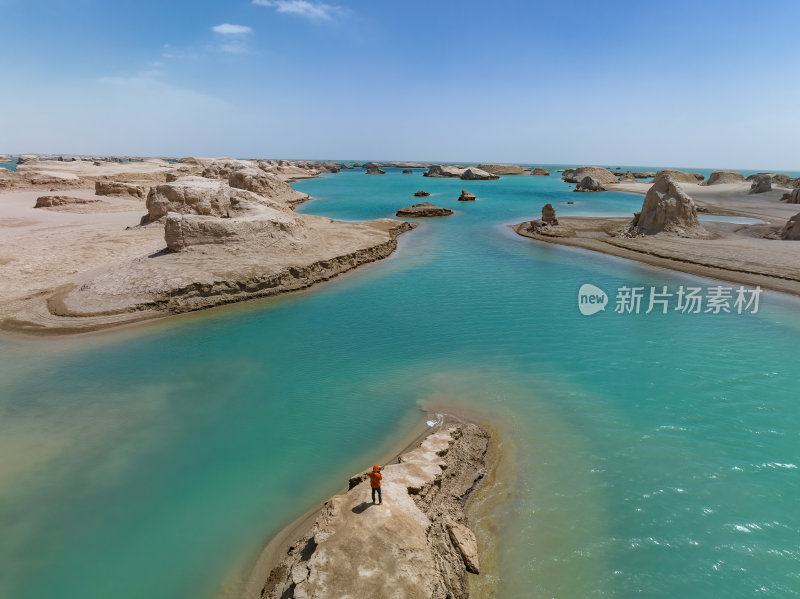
218,41,249,54
252,0,342,20
212,23,253,35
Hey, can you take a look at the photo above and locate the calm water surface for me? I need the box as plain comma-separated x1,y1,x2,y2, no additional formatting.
1,168,798,598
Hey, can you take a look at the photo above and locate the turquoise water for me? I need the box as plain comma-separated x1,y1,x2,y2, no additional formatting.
1,169,799,598
0,159,16,171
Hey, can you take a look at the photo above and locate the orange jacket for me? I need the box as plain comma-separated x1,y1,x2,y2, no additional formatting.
368,466,382,488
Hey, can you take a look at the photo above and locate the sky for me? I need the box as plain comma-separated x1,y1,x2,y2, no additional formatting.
1,0,799,169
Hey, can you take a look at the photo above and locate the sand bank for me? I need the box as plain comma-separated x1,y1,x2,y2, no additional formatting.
0,158,414,336
250,414,494,599
516,181,800,296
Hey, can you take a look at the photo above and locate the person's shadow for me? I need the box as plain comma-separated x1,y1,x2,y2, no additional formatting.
351,502,374,514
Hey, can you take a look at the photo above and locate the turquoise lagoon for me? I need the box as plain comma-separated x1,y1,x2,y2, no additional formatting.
1,169,799,598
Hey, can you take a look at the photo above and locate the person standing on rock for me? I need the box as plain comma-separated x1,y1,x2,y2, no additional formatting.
369,465,383,504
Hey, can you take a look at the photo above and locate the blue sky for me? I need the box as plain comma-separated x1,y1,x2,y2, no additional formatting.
1,0,798,169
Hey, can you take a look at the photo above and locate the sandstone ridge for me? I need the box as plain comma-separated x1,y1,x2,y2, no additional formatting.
260,420,490,599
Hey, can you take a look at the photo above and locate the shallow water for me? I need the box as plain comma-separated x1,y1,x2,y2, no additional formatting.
1,169,799,598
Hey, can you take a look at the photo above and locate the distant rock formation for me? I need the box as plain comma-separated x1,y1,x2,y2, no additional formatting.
617,171,637,182
227,167,308,206
780,213,800,240
767,173,800,188
34,195,100,208
424,165,465,178
705,170,745,185
458,190,476,201
201,159,253,179
396,202,454,217
477,163,528,175
750,174,772,194
0,168,16,188
364,161,428,169
541,203,558,224
562,166,617,185
633,171,656,179
531,167,550,176
145,176,231,222
460,167,499,181
365,168,386,175
575,176,605,192
693,173,705,181
623,176,709,237
414,190,431,197
515,204,573,237
402,169,413,174
95,180,145,199
652,169,701,185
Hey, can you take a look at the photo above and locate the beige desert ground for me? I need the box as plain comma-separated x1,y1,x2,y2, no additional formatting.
516,168,800,296
0,157,413,335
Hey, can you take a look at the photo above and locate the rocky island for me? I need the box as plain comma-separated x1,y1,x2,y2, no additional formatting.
396,202,454,217
257,419,491,599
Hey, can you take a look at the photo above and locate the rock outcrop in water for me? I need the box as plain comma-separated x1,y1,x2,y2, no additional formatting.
95,181,145,199
260,421,490,599
414,190,431,197
365,167,386,175
458,190,476,201
396,202,454,217
460,167,499,181
705,170,745,186
424,165,464,178
562,166,617,185
477,163,527,175
575,176,606,192
531,167,549,176
623,176,709,237
423,165,500,180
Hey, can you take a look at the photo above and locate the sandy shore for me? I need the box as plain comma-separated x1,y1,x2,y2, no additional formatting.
0,158,414,336
246,413,497,599
517,181,800,296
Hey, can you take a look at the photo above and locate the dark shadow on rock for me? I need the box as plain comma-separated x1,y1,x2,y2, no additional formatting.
299,536,317,561
147,248,173,258
351,502,374,514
